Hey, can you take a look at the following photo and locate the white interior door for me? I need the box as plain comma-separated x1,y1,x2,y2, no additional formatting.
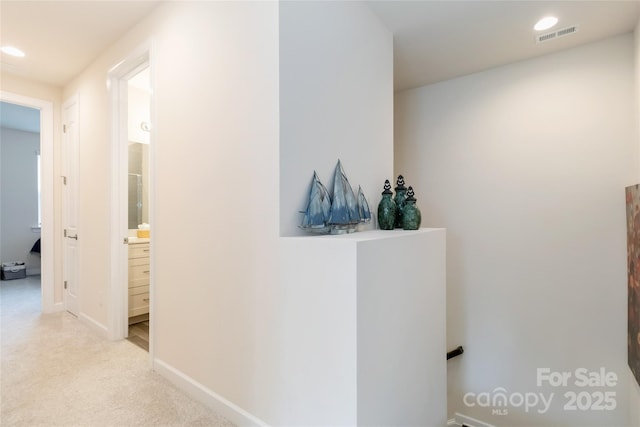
62,96,80,316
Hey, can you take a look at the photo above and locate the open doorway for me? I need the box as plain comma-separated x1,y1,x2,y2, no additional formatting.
107,46,153,357
125,66,151,351
0,93,55,313
0,102,42,280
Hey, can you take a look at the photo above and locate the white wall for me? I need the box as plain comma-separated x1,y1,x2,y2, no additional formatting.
152,2,279,420
0,128,41,274
630,16,640,427
127,85,150,145
279,1,393,236
395,34,636,426
63,1,278,422
60,1,394,424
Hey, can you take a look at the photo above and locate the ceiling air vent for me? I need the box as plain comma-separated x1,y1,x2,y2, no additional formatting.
536,25,578,44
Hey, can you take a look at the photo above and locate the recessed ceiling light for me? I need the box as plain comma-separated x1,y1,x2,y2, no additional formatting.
534,16,559,31
1,46,25,57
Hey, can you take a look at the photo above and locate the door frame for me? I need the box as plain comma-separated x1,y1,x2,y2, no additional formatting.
107,42,155,357
0,91,57,313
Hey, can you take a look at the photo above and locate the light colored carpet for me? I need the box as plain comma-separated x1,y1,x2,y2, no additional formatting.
0,276,235,427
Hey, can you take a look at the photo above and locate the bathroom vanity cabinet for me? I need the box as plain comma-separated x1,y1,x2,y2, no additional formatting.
128,241,150,320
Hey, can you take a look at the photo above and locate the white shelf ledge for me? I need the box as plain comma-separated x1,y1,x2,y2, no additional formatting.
284,227,443,241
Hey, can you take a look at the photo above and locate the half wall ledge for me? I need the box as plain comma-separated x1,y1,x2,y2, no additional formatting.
275,228,447,426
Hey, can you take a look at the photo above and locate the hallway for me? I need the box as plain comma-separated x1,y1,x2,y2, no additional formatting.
0,276,234,427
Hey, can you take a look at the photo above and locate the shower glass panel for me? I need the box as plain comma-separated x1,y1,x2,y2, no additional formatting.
128,173,142,229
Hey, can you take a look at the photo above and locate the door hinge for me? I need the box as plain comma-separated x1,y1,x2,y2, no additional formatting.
64,280,68,289
64,229,67,237
62,176,67,185
63,124,67,133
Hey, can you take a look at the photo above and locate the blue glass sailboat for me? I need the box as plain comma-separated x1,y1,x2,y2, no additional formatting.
357,186,371,224
328,160,361,234
300,160,371,234
300,171,331,233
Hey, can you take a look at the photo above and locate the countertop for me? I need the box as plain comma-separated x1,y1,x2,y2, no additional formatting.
127,237,150,244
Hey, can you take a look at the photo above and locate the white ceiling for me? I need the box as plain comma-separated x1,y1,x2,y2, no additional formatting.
0,0,160,87
367,0,640,91
0,1,638,93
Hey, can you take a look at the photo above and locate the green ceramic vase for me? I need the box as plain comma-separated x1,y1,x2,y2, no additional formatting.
402,186,421,230
394,175,407,228
377,180,397,230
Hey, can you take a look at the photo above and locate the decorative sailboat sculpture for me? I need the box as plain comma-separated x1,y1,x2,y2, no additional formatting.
300,171,331,233
357,186,371,224
300,160,371,234
328,160,361,233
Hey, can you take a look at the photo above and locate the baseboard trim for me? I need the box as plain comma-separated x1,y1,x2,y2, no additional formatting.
448,412,496,427
44,301,64,313
79,313,108,339
154,358,268,427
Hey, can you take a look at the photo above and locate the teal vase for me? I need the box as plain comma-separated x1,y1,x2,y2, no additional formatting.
377,180,396,230
394,175,407,228
402,186,421,230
